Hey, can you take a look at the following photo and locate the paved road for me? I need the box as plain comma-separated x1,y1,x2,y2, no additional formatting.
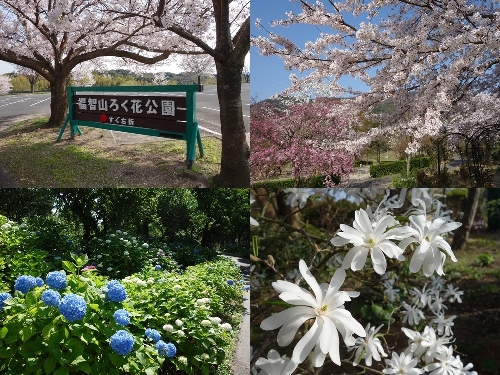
220,253,250,375
0,84,250,139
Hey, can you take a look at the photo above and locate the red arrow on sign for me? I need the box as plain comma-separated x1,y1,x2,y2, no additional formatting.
100,113,108,123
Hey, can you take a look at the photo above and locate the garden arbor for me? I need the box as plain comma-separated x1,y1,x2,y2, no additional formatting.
436,124,500,187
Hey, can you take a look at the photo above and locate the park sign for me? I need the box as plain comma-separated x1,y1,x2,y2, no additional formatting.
57,85,204,168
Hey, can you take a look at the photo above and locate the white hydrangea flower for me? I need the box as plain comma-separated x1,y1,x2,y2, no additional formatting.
175,319,183,327
107,267,113,271
221,323,232,331
163,324,174,331
178,356,187,364
201,353,210,360
383,352,424,375
173,285,182,291
350,323,387,366
331,209,413,275
260,260,365,366
255,349,298,375
201,320,211,326
177,330,185,336
210,317,222,325
196,298,210,305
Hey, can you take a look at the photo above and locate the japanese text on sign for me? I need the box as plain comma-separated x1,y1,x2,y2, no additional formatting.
76,98,175,116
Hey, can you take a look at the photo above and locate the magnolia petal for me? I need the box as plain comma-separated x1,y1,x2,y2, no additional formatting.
272,280,304,294
371,246,387,275
277,313,313,346
328,322,341,365
299,260,323,304
409,250,425,273
351,248,369,271
399,236,416,251
260,306,313,331
339,223,364,237
331,236,350,246
433,236,457,261
292,318,323,364
416,239,431,255
311,342,327,367
355,209,373,235
328,309,366,337
341,246,364,270
422,248,437,277
267,349,281,361
322,267,346,306
279,291,317,308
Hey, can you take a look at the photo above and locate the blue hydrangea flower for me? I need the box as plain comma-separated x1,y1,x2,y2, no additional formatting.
14,275,37,294
58,294,87,322
110,330,134,355
155,265,161,271
145,328,161,343
107,280,127,302
113,309,131,326
227,279,234,286
35,277,44,287
155,340,177,358
41,290,61,307
0,292,12,311
46,271,67,289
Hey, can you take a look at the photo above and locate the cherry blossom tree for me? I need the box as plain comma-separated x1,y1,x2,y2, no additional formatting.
178,54,215,85
14,65,40,93
0,0,194,128
0,74,11,95
252,0,500,156
251,98,357,186
71,62,96,87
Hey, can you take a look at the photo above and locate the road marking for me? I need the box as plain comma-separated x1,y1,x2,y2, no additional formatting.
29,97,51,106
201,106,249,118
0,98,34,107
198,125,222,137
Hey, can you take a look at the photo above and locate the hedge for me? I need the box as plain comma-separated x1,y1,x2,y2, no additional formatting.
354,160,373,167
369,157,433,178
252,174,340,188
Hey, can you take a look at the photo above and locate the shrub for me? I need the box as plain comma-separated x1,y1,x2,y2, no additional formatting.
252,174,339,188
369,156,433,178
477,254,494,267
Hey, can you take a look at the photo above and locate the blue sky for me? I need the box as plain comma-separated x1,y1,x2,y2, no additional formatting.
0,61,14,74
251,0,388,100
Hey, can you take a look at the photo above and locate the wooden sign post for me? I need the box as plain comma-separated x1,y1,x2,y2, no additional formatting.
57,85,204,168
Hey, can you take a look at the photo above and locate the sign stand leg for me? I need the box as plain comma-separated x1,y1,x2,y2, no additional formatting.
56,115,70,142
196,128,204,158
187,122,199,169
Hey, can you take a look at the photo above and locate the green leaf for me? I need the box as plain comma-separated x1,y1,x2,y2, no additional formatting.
53,365,70,375
25,291,38,308
75,361,92,374
89,304,99,311
145,367,157,375
42,323,53,338
71,355,86,365
262,300,294,308
44,356,57,374
0,348,13,358
21,326,35,342
62,261,76,275
136,352,148,367
108,352,126,368
0,326,7,339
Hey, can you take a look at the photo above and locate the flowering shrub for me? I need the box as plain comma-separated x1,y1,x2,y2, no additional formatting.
0,253,245,374
251,188,478,375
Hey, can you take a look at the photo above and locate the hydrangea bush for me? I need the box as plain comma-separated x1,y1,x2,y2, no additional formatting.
0,253,245,374
251,188,478,375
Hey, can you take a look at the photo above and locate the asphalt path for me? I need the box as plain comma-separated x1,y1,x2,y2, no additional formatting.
0,83,250,140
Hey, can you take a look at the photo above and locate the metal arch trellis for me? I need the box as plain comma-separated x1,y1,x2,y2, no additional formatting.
436,123,500,187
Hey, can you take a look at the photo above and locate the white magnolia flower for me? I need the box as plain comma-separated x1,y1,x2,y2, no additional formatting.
382,281,400,302
331,209,413,275
444,284,463,303
350,323,387,366
383,352,424,375
422,327,453,364
283,188,314,209
453,355,478,375
430,275,447,291
428,292,448,315
255,349,298,375
250,196,259,226
260,260,366,366
424,346,461,375
399,216,461,276
432,314,456,337
401,303,425,326
402,327,429,359
409,284,432,308
286,268,300,281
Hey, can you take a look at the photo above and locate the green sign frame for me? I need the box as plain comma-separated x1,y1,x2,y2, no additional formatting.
57,85,204,168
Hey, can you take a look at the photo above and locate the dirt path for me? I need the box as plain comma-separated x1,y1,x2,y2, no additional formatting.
340,166,394,188
220,253,250,375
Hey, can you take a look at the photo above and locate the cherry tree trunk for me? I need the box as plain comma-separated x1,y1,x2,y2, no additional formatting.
48,74,70,128
451,188,481,251
212,61,250,187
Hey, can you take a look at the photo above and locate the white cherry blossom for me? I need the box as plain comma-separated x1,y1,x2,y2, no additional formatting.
260,260,366,366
